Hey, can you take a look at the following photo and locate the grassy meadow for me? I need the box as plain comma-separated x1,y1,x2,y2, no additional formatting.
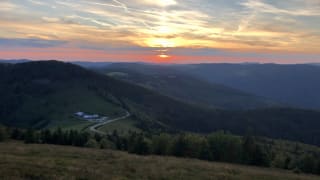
98,118,141,135
0,141,319,180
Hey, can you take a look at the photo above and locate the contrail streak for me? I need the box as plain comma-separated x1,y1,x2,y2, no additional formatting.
113,0,129,12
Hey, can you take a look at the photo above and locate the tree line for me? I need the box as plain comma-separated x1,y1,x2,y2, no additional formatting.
0,125,319,175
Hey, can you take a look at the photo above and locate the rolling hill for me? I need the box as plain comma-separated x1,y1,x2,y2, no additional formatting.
6,60,320,110
1,61,320,145
174,63,320,109
0,61,126,128
99,63,279,110
101,63,320,110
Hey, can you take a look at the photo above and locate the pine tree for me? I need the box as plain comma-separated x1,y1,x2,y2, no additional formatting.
24,129,37,144
0,125,7,142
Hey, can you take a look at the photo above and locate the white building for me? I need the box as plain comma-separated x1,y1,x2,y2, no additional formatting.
75,112,85,117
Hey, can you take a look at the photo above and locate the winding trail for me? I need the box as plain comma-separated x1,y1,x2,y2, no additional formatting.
88,110,130,135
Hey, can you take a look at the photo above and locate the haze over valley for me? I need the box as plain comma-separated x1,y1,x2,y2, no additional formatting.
1,0,320,179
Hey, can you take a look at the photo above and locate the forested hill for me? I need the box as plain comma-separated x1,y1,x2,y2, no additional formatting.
175,63,320,109
98,63,280,110
100,63,320,110
1,61,320,145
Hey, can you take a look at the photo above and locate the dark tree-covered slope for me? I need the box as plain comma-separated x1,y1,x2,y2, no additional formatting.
1,61,320,145
98,63,279,110
175,63,320,109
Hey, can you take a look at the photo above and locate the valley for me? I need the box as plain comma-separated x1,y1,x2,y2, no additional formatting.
0,60,320,178
1,0,319,179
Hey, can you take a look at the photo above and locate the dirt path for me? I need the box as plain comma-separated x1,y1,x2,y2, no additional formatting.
88,110,130,135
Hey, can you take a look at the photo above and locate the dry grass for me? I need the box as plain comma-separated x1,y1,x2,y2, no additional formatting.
0,141,319,180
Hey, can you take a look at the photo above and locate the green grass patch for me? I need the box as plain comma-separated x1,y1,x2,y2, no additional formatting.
98,118,141,135
12,86,126,129
55,120,95,131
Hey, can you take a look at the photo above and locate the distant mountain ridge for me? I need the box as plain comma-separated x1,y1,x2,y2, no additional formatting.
101,62,320,109
0,59,30,64
100,63,280,110
2,60,320,109
0,59,112,68
174,63,320,109
1,61,320,145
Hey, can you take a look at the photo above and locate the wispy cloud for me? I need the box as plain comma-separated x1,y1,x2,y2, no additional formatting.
0,0,319,62
241,0,320,16
0,1,17,11
113,0,129,12
0,38,67,48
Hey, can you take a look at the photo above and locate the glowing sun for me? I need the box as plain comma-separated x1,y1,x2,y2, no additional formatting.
158,54,170,58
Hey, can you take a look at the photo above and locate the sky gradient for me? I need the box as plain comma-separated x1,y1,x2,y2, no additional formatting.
0,0,319,63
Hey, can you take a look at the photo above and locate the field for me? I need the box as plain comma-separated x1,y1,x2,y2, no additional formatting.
38,88,125,128
0,141,319,180
58,120,94,131
97,118,141,134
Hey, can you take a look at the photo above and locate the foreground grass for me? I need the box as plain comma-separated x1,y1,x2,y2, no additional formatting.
0,142,319,180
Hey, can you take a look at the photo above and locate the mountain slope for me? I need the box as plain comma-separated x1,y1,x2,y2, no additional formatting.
0,61,126,128
1,61,320,145
98,63,279,110
175,63,320,109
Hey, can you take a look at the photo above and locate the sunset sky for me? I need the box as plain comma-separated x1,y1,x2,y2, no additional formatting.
0,0,319,63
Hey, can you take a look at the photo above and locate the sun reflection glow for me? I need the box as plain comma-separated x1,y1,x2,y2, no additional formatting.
158,54,170,58
145,38,175,48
